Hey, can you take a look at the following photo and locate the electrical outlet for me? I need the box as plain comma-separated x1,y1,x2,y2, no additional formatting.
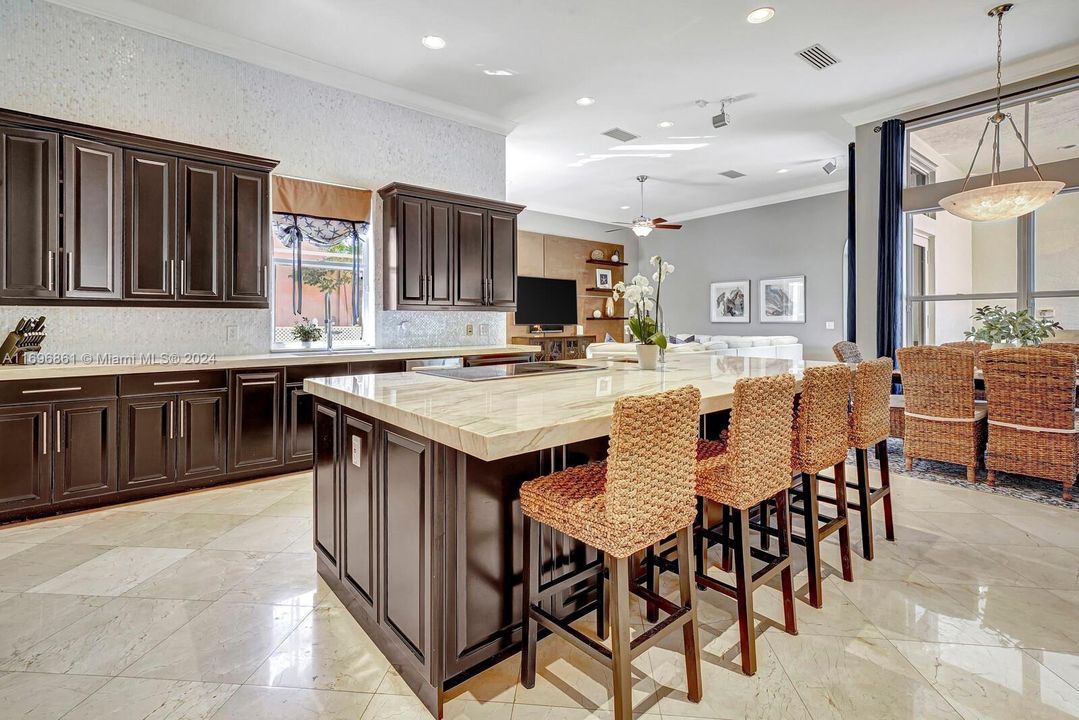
226,325,239,342
478,323,489,338
465,323,474,336
825,321,835,330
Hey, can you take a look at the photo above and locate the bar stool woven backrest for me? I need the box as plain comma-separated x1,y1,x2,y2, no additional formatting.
1042,341,1079,360
981,348,1077,430
832,341,864,363
605,385,701,553
794,364,853,473
850,357,893,449
941,340,992,367
897,346,975,420
719,374,795,509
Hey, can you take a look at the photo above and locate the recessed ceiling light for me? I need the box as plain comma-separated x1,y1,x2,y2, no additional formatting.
657,120,674,128
421,35,446,50
746,7,775,23
776,168,790,174
483,69,515,76
576,96,596,106
620,205,631,210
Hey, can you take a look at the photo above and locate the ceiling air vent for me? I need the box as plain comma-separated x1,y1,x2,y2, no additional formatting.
602,127,640,143
797,44,840,70
718,170,746,179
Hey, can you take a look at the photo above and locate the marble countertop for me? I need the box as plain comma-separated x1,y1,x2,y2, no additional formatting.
306,355,836,461
0,345,536,380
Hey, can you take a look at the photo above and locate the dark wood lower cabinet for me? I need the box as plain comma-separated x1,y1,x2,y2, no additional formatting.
228,369,284,474
286,385,314,466
177,391,227,483
0,404,51,512
313,401,339,572
120,395,175,490
342,412,377,612
54,398,117,502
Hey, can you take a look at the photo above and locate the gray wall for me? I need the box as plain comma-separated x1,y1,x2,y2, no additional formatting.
517,210,637,271
637,192,847,361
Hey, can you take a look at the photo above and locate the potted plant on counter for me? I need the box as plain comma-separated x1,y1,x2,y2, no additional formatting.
965,305,1061,347
290,317,324,347
612,256,674,370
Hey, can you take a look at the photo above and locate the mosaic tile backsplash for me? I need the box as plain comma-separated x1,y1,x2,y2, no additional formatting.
0,0,508,355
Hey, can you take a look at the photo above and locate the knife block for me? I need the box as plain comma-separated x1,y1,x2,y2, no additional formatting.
1,318,47,365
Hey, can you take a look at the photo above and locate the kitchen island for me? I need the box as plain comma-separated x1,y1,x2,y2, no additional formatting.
304,354,826,718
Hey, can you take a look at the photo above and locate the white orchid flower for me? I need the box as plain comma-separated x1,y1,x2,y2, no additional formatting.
650,255,661,267
631,274,649,287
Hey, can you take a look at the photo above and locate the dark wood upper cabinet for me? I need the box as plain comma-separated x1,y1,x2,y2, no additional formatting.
228,369,284,474
54,398,117,502
124,150,176,299
0,127,59,299
177,390,227,483
0,403,51,512
225,168,269,302
178,160,224,301
63,137,121,299
379,183,522,311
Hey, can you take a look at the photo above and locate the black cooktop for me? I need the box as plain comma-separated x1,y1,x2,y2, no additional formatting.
415,361,605,382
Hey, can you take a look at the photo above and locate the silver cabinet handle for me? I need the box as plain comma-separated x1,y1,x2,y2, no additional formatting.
67,250,74,293
244,380,278,386
179,259,185,295
22,386,82,395
153,379,200,386
42,411,48,455
167,259,175,295
47,251,55,291
179,399,185,439
168,400,174,439
261,266,268,297
55,410,61,455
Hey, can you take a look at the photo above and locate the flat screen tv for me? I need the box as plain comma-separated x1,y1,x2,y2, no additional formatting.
515,276,578,327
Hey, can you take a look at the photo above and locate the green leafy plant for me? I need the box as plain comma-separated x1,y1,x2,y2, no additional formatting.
964,305,1061,346
290,317,324,342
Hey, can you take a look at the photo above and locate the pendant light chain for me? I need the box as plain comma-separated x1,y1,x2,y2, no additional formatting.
994,9,1003,117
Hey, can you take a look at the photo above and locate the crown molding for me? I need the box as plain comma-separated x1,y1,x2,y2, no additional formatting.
44,0,516,136
668,182,848,223
842,45,1079,128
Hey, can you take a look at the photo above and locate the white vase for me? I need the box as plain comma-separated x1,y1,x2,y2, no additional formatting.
636,344,660,370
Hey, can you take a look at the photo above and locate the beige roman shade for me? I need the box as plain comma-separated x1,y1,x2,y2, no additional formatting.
272,175,372,221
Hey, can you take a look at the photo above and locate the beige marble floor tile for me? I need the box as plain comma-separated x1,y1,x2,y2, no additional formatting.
509,707,656,720
278,534,315,554
28,546,193,596
257,496,314,517
0,521,78,543
125,550,273,601
124,513,252,549
132,491,223,514
210,685,372,720
42,511,173,546
358,693,453,720
0,671,109,719
62,676,240,720
893,641,1079,720
835,577,1012,647
1024,649,1079,693
766,634,962,719
936,584,1079,652
0,593,112,664
216,552,328,607
0,591,13,605
3,596,208,675
916,512,1047,546
897,541,1039,587
204,516,312,552
998,513,1079,548
0,543,111,591
442,698,515,719
123,602,310,683
976,545,1079,590
0,542,34,561
247,605,391,692
196,491,294,516
441,654,520,705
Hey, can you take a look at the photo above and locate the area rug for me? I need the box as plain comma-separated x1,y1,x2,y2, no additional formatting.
852,438,1078,511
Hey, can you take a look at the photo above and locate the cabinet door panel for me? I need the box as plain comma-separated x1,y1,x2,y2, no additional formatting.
0,404,51,512
120,396,175,490
313,401,339,570
178,391,227,483
487,211,517,308
453,206,485,306
342,412,376,611
225,168,269,302
427,200,454,306
63,136,121,299
286,385,314,466
380,427,432,666
396,196,426,306
0,127,58,298
178,160,224,301
124,150,176,299
228,370,284,473
55,399,117,502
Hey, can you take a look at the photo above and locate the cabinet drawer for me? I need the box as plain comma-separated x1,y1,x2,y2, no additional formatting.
285,362,350,384
0,375,116,404
348,359,406,375
120,370,227,396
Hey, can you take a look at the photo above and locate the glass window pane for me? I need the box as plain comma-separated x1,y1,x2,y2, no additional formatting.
1034,190,1079,292
1026,89,1079,168
909,299,1017,346
907,212,1017,295
272,263,364,350
1035,297,1079,337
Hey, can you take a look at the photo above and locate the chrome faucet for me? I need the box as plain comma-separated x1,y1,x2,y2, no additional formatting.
324,292,334,351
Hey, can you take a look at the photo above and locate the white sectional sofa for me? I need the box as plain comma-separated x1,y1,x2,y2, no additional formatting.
587,334,803,361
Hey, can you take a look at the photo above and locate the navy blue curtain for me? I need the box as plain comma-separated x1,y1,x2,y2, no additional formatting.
845,141,857,343
876,119,905,361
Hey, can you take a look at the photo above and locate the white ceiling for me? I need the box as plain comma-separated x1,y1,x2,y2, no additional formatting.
50,0,1079,223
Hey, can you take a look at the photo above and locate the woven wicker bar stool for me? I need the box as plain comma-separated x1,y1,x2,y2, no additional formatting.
1042,342,1079,409
519,386,703,719
832,341,864,363
783,364,855,608
941,340,992,367
847,358,896,561
981,348,1079,502
694,374,798,676
898,346,987,484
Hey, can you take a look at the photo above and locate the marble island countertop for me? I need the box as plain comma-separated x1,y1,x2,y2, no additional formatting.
305,355,837,461
0,345,536,380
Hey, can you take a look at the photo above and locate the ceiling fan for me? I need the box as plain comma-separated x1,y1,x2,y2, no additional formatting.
606,175,682,237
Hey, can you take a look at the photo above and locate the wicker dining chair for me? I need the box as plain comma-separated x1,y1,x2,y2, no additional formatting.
981,348,1078,502
695,374,798,676
519,386,703,719
832,341,864,363
1042,342,1079,409
848,357,897,560
897,346,987,483
941,340,992,367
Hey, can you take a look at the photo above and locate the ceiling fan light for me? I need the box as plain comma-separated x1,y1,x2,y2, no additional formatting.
940,180,1064,222
632,225,653,237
